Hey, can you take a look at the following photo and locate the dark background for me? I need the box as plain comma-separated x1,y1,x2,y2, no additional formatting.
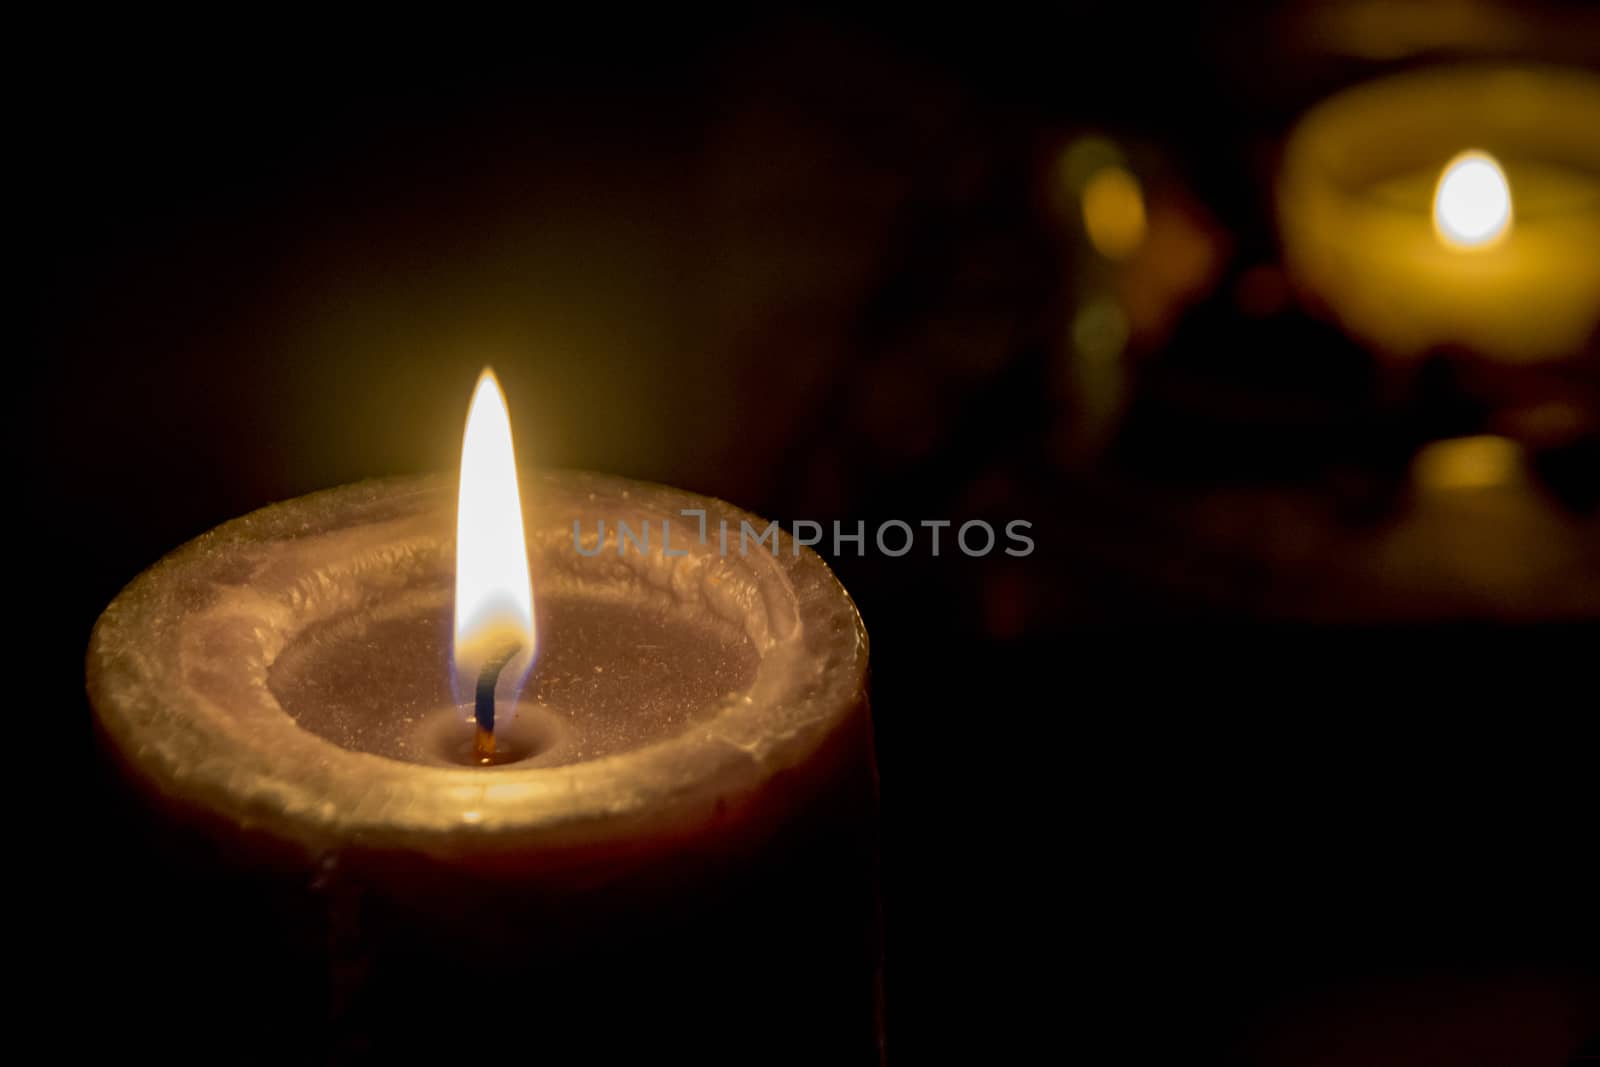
33,6,1599,1062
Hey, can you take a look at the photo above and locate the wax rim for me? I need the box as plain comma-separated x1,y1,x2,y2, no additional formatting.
87,470,869,859
1279,62,1600,205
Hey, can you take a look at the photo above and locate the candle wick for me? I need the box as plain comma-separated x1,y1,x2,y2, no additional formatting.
474,642,522,764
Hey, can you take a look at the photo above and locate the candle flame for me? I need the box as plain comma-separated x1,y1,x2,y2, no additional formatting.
454,368,536,715
1434,150,1512,250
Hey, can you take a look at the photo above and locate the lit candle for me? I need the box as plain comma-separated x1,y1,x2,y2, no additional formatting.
1276,65,1600,362
87,369,878,1060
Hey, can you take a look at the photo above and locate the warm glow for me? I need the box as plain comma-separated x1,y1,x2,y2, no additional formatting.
1082,166,1147,261
1434,150,1512,249
454,368,536,711
1411,435,1523,491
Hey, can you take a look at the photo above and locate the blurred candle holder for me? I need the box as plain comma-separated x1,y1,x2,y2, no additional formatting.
1276,64,1600,366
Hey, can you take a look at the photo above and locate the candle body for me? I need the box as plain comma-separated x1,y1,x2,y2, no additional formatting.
88,471,877,1062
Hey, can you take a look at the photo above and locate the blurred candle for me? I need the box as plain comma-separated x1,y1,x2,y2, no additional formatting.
1277,65,1600,362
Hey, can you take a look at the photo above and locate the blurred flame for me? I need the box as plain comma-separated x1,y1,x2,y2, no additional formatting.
1082,166,1147,261
1434,151,1512,249
454,368,536,710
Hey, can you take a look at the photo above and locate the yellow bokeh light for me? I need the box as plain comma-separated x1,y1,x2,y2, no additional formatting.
1411,435,1523,491
1081,166,1147,261
1433,150,1512,250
